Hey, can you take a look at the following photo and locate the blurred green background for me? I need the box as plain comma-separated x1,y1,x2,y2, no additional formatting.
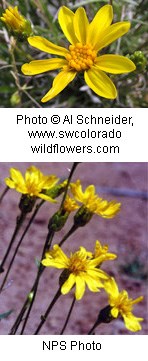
0,0,147,107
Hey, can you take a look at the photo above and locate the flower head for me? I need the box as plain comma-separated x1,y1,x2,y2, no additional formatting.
0,6,32,38
5,166,59,202
104,277,144,332
70,180,121,218
92,240,117,265
63,195,79,213
22,5,135,102
42,244,109,300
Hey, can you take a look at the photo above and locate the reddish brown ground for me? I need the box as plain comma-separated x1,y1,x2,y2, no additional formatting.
0,162,147,335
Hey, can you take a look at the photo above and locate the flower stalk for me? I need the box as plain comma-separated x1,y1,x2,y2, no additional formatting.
0,200,44,293
0,210,27,274
88,305,114,334
60,296,76,335
9,163,79,334
34,287,62,334
0,186,9,205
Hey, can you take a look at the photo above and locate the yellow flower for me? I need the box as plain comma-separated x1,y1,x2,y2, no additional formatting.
63,195,79,212
70,180,121,218
0,6,32,37
42,244,109,300
21,5,135,102
104,277,144,332
5,166,59,202
92,240,117,264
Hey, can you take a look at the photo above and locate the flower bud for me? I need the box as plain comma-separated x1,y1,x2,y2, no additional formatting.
96,305,114,324
19,194,36,213
0,6,33,40
48,210,69,232
127,51,147,71
44,180,67,199
10,91,21,106
74,205,93,227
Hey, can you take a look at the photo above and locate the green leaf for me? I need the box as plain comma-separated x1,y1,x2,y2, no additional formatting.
0,309,14,320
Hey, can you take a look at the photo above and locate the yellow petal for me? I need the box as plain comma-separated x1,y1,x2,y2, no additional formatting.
41,70,77,102
41,258,65,269
53,245,69,264
37,193,57,203
84,67,117,99
87,5,113,49
22,58,67,75
95,54,136,74
85,185,95,198
104,277,119,297
123,314,143,332
132,296,144,305
74,7,89,44
111,307,119,318
58,6,78,44
84,273,102,291
28,36,68,56
5,178,15,189
61,273,76,295
96,22,131,52
75,276,86,300
10,167,23,180
97,201,121,218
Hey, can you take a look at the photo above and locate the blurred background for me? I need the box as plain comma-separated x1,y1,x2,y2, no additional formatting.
0,0,147,107
0,162,147,334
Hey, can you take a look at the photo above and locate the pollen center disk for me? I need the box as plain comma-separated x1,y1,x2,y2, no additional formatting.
69,254,87,274
66,43,96,71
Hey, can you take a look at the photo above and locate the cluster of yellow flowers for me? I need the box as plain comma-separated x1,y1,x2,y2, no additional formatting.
4,165,144,333
0,5,136,102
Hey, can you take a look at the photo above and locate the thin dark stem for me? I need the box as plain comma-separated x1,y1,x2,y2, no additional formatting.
0,186,9,204
20,229,54,334
9,298,29,334
60,296,76,335
10,163,79,334
34,287,61,335
87,320,102,335
20,266,44,334
9,229,54,335
0,211,26,273
58,223,78,247
0,200,44,293
60,163,80,210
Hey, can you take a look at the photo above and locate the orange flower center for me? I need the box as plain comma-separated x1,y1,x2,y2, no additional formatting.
68,253,88,274
66,43,97,71
112,293,133,314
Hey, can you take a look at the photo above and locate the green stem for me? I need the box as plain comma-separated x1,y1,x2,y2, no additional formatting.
58,223,78,247
0,211,26,273
22,88,42,108
88,305,113,334
60,162,80,210
60,296,76,335
20,229,54,334
87,320,102,335
9,298,29,335
0,186,9,204
9,229,54,335
9,163,79,334
34,287,61,335
0,200,44,293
